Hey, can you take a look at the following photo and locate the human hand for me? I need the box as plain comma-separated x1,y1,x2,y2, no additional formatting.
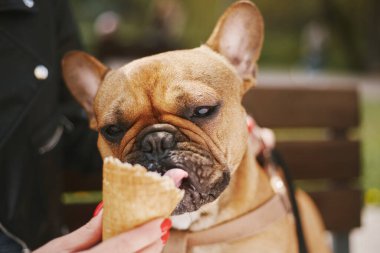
34,206,171,253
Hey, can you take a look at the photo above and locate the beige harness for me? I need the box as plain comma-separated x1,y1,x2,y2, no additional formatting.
164,193,290,253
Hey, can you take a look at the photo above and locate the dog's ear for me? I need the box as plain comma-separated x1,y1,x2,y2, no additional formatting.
62,51,108,129
206,1,264,93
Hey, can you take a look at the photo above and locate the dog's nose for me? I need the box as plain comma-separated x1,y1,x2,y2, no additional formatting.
137,124,178,160
141,131,175,154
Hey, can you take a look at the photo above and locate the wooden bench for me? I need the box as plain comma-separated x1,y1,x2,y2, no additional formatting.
63,84,362,253
243,84,362,253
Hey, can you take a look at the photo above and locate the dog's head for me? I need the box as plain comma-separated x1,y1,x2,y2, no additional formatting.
62,1,263,214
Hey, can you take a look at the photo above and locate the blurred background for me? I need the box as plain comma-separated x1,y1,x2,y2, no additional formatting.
70,0,380,72
67,0,380,252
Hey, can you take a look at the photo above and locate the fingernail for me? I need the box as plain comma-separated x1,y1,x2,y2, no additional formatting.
161,231,170,245
93,201,103,217
160,218,172,233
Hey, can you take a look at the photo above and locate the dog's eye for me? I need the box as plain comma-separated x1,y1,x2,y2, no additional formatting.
101,125,125,143
191,106,218,118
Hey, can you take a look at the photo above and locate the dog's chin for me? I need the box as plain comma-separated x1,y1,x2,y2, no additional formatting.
172,169,230,215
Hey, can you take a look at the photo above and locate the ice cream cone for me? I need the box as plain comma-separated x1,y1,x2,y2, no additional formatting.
102,157,184,240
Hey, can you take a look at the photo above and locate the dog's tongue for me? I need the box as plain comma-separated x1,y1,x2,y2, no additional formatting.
163,169,188,188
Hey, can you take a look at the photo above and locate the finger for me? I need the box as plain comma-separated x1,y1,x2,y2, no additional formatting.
137,239,164,253
88,218,164,253
64,209,103,251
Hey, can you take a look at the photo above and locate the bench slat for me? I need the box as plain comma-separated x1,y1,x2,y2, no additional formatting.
277,140,360,180
243,86,359,128
309,189,362,231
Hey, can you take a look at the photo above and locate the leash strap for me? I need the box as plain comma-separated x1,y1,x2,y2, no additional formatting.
271,149,309,253
163,194,289,253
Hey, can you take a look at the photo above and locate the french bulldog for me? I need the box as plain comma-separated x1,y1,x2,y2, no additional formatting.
62,1,331,252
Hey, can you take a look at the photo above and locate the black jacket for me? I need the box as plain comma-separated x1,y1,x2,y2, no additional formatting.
0,0,99,249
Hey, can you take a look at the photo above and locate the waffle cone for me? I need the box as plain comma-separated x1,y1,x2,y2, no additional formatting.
102,157,184,240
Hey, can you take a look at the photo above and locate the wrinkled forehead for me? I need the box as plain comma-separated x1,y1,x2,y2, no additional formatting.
101,46,240,94
93,47,242,121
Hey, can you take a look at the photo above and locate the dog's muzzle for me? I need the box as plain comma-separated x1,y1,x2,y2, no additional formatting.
125,123,230,214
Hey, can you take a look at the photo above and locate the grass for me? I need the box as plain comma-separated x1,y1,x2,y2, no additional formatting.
361,99,380,204
63,191,102,205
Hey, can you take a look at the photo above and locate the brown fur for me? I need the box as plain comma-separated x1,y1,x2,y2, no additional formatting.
62,1,331,252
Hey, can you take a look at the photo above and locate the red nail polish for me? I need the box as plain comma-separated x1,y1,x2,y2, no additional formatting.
93,201,103,217
160,218,172,233
161,231,170,245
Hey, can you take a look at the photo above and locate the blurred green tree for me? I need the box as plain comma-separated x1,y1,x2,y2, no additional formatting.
69,0,380,72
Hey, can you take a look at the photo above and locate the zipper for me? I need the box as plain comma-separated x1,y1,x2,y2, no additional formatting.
0,222,30,253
